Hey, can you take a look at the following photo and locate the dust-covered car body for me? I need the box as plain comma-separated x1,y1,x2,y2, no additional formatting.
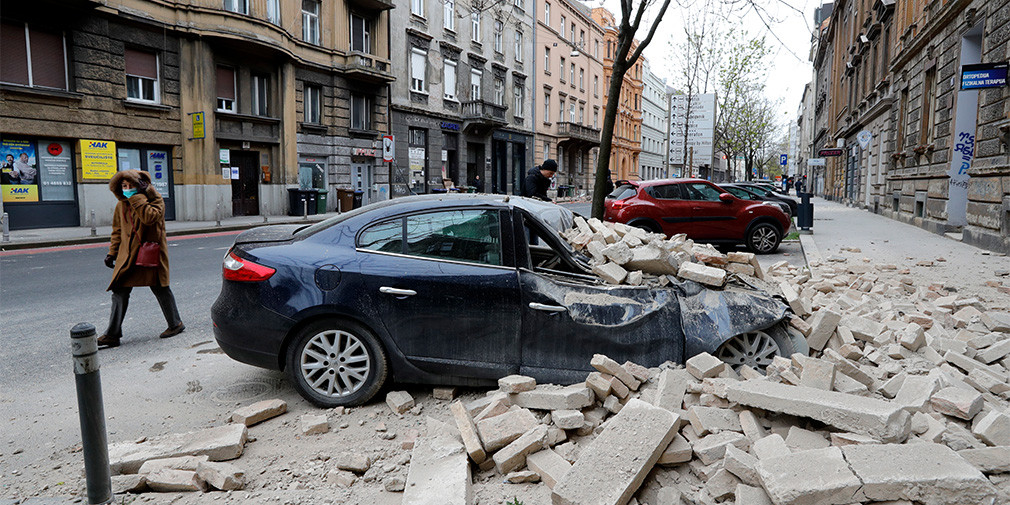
212,194,793,406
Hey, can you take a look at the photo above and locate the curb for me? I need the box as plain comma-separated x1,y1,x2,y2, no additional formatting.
799,233,824,278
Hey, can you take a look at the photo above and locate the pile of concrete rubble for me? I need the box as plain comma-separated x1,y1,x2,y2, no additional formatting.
559,216,764,288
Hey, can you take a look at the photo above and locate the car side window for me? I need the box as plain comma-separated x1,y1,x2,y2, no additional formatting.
685,183,722,202
404,209,502,266
646,184,684,200
358,218,404,253
725,187,754,200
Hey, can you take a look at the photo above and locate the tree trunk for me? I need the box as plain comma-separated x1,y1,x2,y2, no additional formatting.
590,60,629,219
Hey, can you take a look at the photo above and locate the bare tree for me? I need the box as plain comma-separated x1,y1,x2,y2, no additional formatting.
714,33,777,181
590,0,674,219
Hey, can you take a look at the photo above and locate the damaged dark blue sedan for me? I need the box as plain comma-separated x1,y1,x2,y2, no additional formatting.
211,195,805,407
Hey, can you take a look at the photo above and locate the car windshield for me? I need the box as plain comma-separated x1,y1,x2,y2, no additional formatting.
724,186,759,200
744,185,773,197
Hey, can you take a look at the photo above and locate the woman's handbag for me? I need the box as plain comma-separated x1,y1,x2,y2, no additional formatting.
136,241,160,267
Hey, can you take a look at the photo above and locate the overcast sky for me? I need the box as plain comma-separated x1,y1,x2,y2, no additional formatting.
593,0,820,135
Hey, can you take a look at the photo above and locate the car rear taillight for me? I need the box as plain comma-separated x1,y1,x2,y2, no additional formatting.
223,251,276,282
610,199,629,210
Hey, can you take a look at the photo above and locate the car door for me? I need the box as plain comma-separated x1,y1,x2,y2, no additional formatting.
356,208,521,379
683,181,737,239
514,211,684,384
645,183,694,236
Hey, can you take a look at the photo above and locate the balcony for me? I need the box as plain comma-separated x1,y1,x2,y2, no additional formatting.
345,52,395,83
461,100,507,134
557,122,601,148
347,0,394,11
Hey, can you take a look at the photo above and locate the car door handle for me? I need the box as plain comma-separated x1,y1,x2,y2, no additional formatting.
380,287,417,296
529,302,567,313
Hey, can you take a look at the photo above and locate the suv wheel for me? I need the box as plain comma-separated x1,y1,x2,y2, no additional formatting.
714,322,807,370
285,319,388,407
745,222,782,254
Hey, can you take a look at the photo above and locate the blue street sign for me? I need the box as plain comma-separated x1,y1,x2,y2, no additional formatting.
961,62,1008,90
780,154,788,166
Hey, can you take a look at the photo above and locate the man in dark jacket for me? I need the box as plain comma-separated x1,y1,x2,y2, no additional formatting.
523,159,557,201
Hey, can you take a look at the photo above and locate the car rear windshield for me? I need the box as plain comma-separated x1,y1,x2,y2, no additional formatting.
608,185,637,200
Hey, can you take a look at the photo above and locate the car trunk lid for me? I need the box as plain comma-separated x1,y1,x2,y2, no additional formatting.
233,224,304,245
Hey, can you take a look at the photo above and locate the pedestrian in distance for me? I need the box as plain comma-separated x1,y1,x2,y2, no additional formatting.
98,169,184,348
522,159,557,202
473,174,484,193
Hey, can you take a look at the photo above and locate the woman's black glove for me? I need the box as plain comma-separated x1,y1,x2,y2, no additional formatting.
137,180,149,193
104,254,115,269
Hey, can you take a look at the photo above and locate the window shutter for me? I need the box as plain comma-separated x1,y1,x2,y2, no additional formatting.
28,29,66,89
0,22,29,85
125,48,157,79
216,66,235,99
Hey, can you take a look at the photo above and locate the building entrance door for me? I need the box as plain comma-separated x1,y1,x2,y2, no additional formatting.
230,150,259,216
492,140,507,194
352,163,373,206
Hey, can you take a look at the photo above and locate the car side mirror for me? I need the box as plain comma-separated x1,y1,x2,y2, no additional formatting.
719,193,734,203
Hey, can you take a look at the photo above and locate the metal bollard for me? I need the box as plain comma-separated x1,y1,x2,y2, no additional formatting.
215,202,221,227
1,212,8,242
302,198,308,220
263,215,268,224
89,210,97,237
70,323,112,505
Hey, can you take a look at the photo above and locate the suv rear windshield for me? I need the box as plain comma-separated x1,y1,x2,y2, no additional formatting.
608,185,637,200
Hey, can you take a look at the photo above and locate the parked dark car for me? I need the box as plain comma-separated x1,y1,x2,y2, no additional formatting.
732,182,799,216
212,195,803,407
718,183,793,218
603,178,791,254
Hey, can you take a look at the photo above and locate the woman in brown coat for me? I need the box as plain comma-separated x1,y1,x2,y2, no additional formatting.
98,170,184,348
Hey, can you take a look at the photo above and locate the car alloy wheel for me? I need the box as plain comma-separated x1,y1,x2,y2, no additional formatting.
746,223,781,254
286,319,387,407
715,330,781,369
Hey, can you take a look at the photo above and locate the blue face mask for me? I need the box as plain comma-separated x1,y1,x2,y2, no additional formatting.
123,188,137,198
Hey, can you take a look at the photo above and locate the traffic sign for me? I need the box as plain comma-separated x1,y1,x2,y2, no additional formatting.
780,154,787,166
382,135,395,162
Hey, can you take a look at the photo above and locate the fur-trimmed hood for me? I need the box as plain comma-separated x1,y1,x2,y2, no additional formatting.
109,170,159,200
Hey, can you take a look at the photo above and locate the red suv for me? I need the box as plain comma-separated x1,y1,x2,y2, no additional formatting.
603,178,791,254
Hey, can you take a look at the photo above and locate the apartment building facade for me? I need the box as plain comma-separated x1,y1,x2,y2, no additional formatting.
591,7,643,182
388,0,535,196
0,0,392,230
535,0,604,193
640,60,668,180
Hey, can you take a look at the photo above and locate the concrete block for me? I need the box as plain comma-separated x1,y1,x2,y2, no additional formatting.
551,409,584,430
145,469,207,492
780,282,812,317
602,241,633,264
585,371,613,401
546,425,567,447
625,245,679,275
465,392,509,417
944,350,1009,381
686,352,726,380
432,387,458,400
898,323,926,351
593,262,628,284
738,410,767,441
693,431,749,466
230,399,287,427
930,386,984,420
498,375,536,393
326,469,356,487
474,396,511,422
821,348,875,386
603,395,623,414
591,354,641,390
196,461,245,491
957,447,1010,473
840,315,885,342
799,357,835,390
477,408,539,452
970,410,1010,446
893,375,941,412
752,434,790,460
678,262,726,287
526,448,571,489
386,391,415,415
842,443,998,505
493,425,548,474
403,420,471,505
829,432,881,446
982,311,1010,332
735,484,773,505
505,470,540,483
552,399,678,505
705,468,741,501
879,372,906,399
657,434,693,465
603,373,631,399
694,244,729,265
806,309,841,350
784,426,830,451
723,444,760,486
298,414,329,435
511,384,594,411
138,455,209,474
653,368,693,412
450,400,486,464
335,452,371,473
687,406,741,436
726,262,756,276
726,380,911,443
108,424,248,475
976,338,1010,364
789,316,812,336
110,474,147,494
756,447,860,505
727,251,755,264
622,361,653,383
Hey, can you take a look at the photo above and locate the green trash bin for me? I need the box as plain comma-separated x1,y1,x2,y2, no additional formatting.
316,189,328,214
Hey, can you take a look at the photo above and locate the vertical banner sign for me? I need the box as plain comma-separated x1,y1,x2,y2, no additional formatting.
1,137,40,202
39,140,74,201
947,88,978,227
382,135,394,162
147,151,170,196
191,112,206,139
80,140,118,180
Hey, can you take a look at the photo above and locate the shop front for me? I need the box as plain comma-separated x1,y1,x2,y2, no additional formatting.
2,136,79,230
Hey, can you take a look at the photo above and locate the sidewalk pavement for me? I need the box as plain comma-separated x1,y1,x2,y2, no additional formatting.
0,212,337,251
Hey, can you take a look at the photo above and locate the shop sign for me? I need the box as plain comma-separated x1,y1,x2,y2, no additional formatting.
353,148,378,157
80,139,118,179
1,137,40,202
191,112,205,139
808,158,826,166
39,140,74,201
961,62,1008,90
147,151,170,196
440,121,460,131
818,148,844,157
219,148,230,164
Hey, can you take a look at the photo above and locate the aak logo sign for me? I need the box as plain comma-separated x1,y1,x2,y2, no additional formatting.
89,141,108,149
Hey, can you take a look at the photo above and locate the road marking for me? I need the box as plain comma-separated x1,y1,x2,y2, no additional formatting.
0,230,242,257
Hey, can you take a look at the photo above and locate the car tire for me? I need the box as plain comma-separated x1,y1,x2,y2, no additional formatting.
745,222,782,254
285,319,388,408
714,321,807,370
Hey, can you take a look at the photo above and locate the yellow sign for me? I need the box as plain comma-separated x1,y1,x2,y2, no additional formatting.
2,184,39,202
192,112,205,139
80,139,118,179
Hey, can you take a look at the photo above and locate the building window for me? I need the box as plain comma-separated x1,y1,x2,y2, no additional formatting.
350,14,371,53
251,74,269,115
579,105,584,124
580,30,585,47
558,98,565,122
579,67,584,89
351,94,371,130
444,0,455,30
560,16,566,38
593,108,598,128
444,60,457,100
223,0,247,14
411,0,424,16
266,0,281,24
559,57,565,82
216,66,236,112
470,69,482,99
594,40,599,58
593,75,598,97
513,81,524,116
544,92,550,120
304,85,321,123
494,21,503,53
544,2,550,23
514,31,523,62
569,63,575,84
0,22,68,90
302,0,320,44
543,141,550,160
897,88,908,151
471,11,480,42
569,102,575,123
570,23,575,41
410,48,426,92
920,67,936,147
513,0,523,9
544,47,550,72
494,77,505,106
125,48,159,103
